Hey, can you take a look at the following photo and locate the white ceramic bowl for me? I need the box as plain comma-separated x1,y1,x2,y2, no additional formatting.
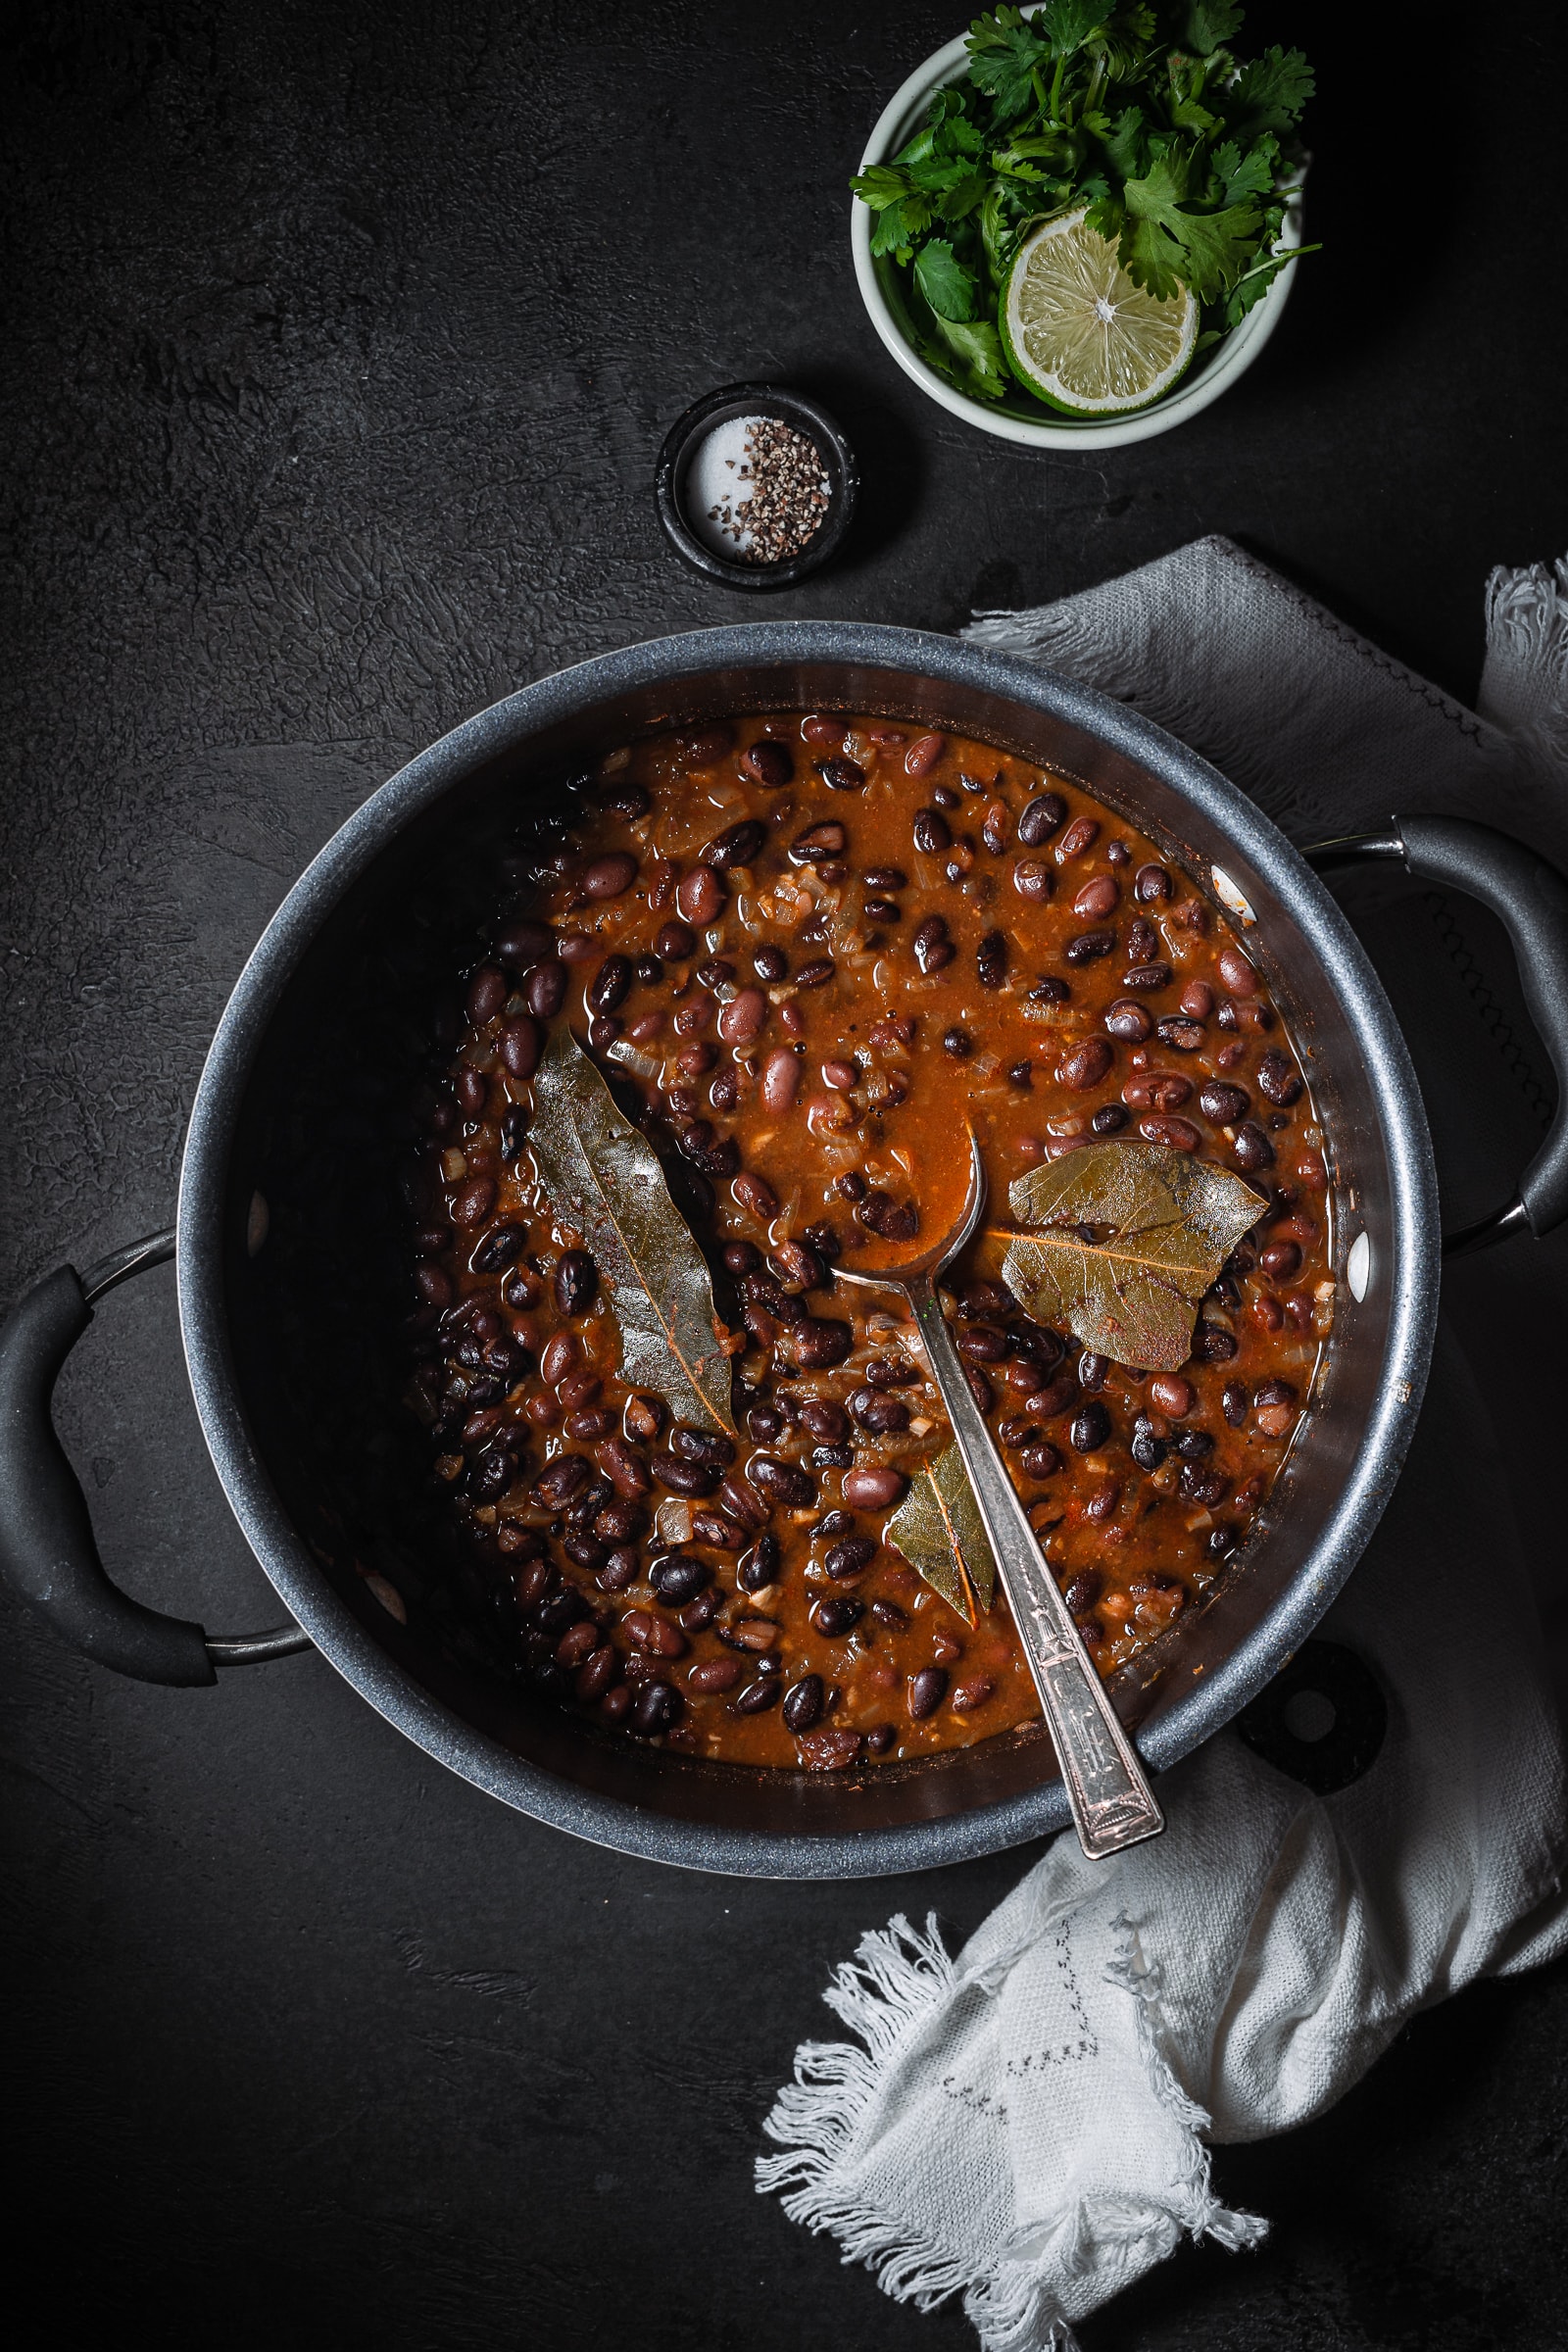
851,25,1302,450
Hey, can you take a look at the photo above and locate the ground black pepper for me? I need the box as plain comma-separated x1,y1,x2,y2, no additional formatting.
707,416,832,564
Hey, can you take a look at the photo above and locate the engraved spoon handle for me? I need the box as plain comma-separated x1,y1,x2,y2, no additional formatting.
909,1277,1165,1861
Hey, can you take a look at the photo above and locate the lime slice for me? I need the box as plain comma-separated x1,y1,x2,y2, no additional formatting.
1001,208,1198,417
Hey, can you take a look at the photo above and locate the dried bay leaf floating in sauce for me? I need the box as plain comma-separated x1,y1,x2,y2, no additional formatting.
528,1029,736,1433
887,1443,999,1624
1002,1141,1266,1373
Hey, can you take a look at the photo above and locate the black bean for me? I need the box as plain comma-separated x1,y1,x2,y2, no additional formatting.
1091,1104,1129,1135
1256,1048,1303,1106
555,1250,598,1315
957,1323,1007,1362
1175,1429,1214,1460
907,1666,948,1720
976,929,1008,988
634,955,664,986
1155,1017,1205,1052
750,1454,816,1507
738,1533,782,1591
532,1454,589,1506
631,1681,680,1737
795,957,836,990
743,739,794,787
1065,929,1116,964
858,1193,918,1243
498,919,555,970
1063,1570,1102,1614
1120,960,1172,991
1207,1524,1239,1557
526,960,567,1019
835,1170,866,1202
824,1537,877,1579
942,1027,973,1060
851,1390,908,1435
735,1678,782,1714
471,1223,526,1273
1253,1377,1298,1407
799,1398,849,1445
655,1452,723,1496
672,1425,736,1466
745,1401,785,1443
913,808,951,854
653,920,697,960
793,1316,855,1369
1191,1323,1238,1362
589,955,633,1013
1232,1121,1276,1172
703,819,766,870
863,866,907,891
500,1105,530,1160
1017,792,1067,846
1134,862,1172,903
864,1354,919,1389
783,1674,824,1733
649,1552,710,1608
802,1219,842,1262
754,943,788,982
810,1595,864,1637
1222,1380,1249,1426
1200,1082,1251,1123
1131,1419,1167,1470
931,783,960,808
816,758,866,792
1178,1463,1229,1505
1070,1399,1111,1451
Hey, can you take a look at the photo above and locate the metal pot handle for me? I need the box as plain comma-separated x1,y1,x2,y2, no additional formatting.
1305,814,1568,1254
0,1228,311,1686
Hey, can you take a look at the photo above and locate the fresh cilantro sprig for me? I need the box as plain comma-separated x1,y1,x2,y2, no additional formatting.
851,3,1314,407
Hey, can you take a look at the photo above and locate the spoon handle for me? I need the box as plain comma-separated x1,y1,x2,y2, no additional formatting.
910,1283,1165,1861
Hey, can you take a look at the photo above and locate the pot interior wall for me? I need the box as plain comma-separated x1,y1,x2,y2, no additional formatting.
222,657,1399,1840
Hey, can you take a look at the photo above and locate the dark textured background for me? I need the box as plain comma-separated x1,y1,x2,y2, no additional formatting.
3,4,1566,2346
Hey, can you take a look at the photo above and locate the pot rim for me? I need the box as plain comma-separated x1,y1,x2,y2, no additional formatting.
176,622,1439,1878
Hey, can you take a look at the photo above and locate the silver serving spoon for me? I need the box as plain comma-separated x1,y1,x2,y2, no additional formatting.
833,1131,1165,1861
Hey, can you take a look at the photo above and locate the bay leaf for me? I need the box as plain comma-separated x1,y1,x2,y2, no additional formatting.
1000,1140,1265,1372
527,1027,735,1432
886,1442,1000,1623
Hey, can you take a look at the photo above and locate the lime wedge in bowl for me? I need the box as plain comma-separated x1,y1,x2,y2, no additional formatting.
1001,208,1198,418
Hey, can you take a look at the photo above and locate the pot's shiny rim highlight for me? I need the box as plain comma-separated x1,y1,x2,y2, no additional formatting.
177,623,1439,1879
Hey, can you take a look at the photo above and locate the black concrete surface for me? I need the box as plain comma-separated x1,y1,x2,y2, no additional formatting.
3,4,1566,2346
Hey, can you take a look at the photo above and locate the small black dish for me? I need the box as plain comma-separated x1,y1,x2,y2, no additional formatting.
655,381,858,592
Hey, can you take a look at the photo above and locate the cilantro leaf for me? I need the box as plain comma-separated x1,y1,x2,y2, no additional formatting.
1120,147,1258,300
1039,0,1109,55
914,237,980,322
850,165,912,210
1227,45,1314,141
1210,133,1278,205
1100,104,1147,177
868,193,933,261
965,8,1053,122
1177,0,1243,55
928,311,1010,398
906,153,985,193
1097,2,1158,78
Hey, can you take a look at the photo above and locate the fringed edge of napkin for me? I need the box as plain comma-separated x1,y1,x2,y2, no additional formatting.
756,1910,1266,2352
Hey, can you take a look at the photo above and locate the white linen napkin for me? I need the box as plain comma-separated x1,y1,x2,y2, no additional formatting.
756,541,1568,2350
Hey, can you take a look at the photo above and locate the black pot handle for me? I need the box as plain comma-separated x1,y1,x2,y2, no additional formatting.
1305,814,1568,1254
0,1229,311,1686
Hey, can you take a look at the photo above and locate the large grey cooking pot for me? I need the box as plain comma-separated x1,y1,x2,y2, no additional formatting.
5,622,1568,1879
